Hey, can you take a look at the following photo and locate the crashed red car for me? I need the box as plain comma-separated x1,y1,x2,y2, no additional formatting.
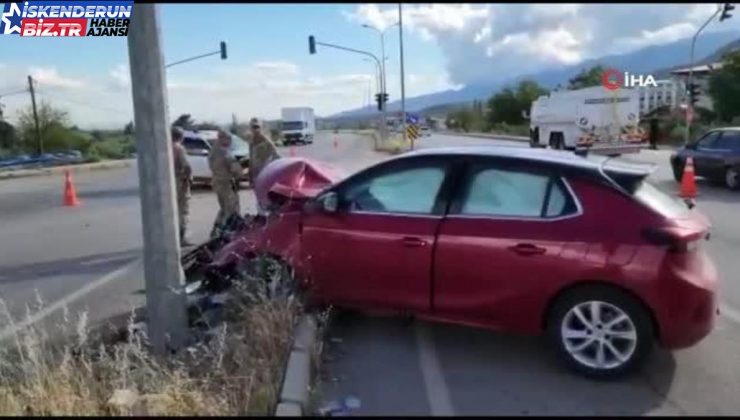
198,148,719,379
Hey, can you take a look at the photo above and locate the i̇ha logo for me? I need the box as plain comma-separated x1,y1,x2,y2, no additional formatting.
602,68,658,90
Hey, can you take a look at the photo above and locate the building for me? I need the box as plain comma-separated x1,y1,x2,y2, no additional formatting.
670,61,724,111
636,79,682,115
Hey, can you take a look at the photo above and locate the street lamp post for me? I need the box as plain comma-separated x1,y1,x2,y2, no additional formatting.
362,22,399,144
684,5,723,145
362,58,381,96
398,4,408,149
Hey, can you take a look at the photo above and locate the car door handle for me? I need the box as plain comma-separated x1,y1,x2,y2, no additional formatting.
401,237,428,248
508,243,546,256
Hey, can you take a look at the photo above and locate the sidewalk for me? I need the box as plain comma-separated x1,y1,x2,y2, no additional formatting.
0,159,135,181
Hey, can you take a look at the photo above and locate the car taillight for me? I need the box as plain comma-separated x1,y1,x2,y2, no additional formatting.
642,227,705,253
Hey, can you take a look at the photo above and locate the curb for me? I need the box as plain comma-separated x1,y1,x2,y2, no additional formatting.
0,159,135,181
275,315,318,417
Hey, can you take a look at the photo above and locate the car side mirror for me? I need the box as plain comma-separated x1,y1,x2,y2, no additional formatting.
686,143,697,150
320,192,339,213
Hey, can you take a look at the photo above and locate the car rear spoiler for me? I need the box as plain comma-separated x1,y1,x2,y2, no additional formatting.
598,156,657,195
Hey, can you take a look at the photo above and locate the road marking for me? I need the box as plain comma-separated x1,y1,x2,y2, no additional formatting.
0,258,142,342
720,303,740,325
414,321,455,416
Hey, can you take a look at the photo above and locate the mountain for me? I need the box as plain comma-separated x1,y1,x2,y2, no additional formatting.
329,30,740,119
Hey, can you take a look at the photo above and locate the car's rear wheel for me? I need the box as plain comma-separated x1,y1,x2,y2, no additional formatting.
547,285,654,379
725,167,739,190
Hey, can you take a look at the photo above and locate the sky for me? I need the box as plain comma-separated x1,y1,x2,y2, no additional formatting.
0,3,738,129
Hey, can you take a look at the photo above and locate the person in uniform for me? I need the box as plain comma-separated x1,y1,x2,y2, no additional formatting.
171,126,193,246
245,117,281,194
208,130,244,237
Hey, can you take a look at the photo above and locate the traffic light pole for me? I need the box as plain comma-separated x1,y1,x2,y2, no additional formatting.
308,37,387,142
684,5,723,146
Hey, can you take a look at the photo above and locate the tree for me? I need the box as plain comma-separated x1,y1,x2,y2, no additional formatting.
0,121,18,154
567,65,605,90
17,100,68,153
708,51,740,123
486,80,548,126
194,121,221,131
172,113,195,130
123,121,134,135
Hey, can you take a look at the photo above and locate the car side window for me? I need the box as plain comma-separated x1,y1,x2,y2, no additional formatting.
459,166,576,219
182,137,209,153
716,131,740,151
695,132,721,149
343,163,447,215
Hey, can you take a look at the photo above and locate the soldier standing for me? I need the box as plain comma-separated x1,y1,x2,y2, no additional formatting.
246,117,280,189
208,130,244,237
171,127,193,246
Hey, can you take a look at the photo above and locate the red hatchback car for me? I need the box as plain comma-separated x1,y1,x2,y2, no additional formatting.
205,146,719,378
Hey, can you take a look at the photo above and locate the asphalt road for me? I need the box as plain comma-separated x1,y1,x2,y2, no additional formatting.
315,133,740,416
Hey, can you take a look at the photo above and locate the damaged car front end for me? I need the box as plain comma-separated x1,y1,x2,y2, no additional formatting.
183,157,344,301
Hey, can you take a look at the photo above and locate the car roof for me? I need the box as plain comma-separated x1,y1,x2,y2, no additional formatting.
708,127,740,132
399,145,656,178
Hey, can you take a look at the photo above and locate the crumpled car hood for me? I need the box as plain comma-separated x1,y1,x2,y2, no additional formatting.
254,157,345,208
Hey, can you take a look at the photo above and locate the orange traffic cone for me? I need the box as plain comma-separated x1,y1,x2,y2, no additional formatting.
679,156,697,199
333,137,338,149
63,169,81,207
289,147,295,157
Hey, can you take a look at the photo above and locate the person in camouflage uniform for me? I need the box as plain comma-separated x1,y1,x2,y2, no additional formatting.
245,118,280,210
209,130,244,237
171,127,193,246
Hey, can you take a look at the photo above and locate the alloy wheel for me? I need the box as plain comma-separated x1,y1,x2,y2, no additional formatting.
560,300,638,370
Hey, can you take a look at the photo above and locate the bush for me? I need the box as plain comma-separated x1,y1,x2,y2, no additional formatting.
86,136,135,160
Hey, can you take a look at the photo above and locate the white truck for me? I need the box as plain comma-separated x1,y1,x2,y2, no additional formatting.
281,107,315,145
529,86,647,154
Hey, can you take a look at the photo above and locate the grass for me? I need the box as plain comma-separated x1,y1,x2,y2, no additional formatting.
0,285,300,416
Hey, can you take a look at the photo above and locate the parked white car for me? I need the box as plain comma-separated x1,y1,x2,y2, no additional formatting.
181,130,250,186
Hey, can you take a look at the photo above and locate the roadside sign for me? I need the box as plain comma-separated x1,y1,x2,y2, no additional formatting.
406,114,419,125
406,124,419,141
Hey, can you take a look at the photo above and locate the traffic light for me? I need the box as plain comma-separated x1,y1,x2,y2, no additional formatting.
688,83,700,107
382,93,389,104
720,3,735,21
308,35,316,54
220,41,227,60
375,93,382,111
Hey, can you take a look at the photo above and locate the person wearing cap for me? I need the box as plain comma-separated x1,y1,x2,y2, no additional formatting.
245,117,281,196
171,126,193,246
208,129,244,237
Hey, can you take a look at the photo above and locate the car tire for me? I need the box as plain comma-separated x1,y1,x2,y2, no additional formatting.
672,164,684,183
547,285,654,379
725,167,740,190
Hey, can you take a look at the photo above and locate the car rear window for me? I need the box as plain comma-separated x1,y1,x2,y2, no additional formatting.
632,180,689,218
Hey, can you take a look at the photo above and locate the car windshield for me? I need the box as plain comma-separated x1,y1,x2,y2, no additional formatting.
230,134,249,156
282,121,304,131
633,179,690,218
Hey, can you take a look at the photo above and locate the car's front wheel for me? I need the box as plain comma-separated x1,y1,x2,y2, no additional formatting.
548,285,654,379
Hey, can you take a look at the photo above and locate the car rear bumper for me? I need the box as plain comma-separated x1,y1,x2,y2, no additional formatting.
654,251,719,349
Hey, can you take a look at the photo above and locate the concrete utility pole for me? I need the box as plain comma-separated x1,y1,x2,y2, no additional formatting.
27,76,42,155
398,3,408,149
127,3,188,354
